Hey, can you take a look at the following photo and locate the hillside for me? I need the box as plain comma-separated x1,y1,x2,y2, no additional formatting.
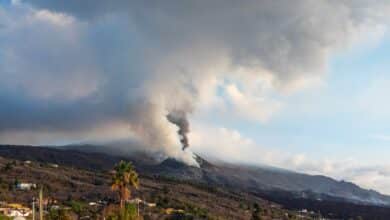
60,144,390,206
2,145,390,219
0,151,313,220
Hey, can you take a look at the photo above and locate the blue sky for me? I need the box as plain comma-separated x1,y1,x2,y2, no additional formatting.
282,37,390,162
189,32,390,193
204,34,390,163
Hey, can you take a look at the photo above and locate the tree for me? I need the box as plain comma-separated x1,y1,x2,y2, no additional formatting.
69,200,85,220
111,161,139,209
251,203,262,220
13,178,20,189
2,162,13,172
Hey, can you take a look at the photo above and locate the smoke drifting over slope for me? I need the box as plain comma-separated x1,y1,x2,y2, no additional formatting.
0,0,389,165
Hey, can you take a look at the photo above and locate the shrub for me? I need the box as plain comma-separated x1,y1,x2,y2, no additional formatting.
47,208,72,220
106,203,138,220
2,162,13,172
0,213,12,220
67,200,86,218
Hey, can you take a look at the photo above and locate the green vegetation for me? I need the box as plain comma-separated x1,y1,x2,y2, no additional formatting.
251,203,262,220
68,200,86,219
122,203,138,220
0,214,12,220
106,203,138,220
111,161,139,209
2,162,13,172
47,208,72,220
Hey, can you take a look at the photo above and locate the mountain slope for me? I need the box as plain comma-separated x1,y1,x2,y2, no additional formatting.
1,144,389,207
136,156,390,206
0,153,311,220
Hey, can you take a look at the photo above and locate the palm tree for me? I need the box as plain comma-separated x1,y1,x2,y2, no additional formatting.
111,161,139,209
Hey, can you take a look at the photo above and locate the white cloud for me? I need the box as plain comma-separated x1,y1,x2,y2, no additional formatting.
1,1,390,181
0,4,101,101
0,120,133,145
191,122,303,167
224,83,282,122
33,9,75,26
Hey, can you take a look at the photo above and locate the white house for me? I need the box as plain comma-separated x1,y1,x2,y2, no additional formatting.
16,183,36,190
49,163,59,168
127,198,156,207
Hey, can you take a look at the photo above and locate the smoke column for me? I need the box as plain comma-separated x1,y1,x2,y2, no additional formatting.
1,0,388,166
166,110,190,151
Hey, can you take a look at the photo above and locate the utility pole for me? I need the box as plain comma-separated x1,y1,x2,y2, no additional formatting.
32,197,35,220
39,187,43,220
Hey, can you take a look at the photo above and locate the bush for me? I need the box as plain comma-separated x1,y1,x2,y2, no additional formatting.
0,214,12,220
122,203,138,220
47,209,72,220
67,200,86,218
2,162,13,172
106,203,138,220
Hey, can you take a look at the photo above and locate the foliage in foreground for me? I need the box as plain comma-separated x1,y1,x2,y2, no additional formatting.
0,214,12,220
106,203,138,220
111,161,139,209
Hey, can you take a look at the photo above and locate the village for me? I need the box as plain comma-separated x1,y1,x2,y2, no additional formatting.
0,197,158,220
0,160,196,220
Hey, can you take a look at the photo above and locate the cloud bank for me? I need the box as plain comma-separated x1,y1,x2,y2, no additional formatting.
0,1,389,167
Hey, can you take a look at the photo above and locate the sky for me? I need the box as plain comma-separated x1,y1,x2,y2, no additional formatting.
1,0,390,193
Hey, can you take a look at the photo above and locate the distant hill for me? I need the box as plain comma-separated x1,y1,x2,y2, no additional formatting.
0,145,123,170
1,144,390,208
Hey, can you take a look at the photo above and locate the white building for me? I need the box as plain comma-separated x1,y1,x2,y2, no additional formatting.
16,183,36,190
50,163,59,168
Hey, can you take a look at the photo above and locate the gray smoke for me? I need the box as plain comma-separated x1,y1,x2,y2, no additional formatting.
0,0,389,165
166,110,190,151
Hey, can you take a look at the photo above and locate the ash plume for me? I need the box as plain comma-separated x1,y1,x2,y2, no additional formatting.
1,0,389,166
167,110,190,151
